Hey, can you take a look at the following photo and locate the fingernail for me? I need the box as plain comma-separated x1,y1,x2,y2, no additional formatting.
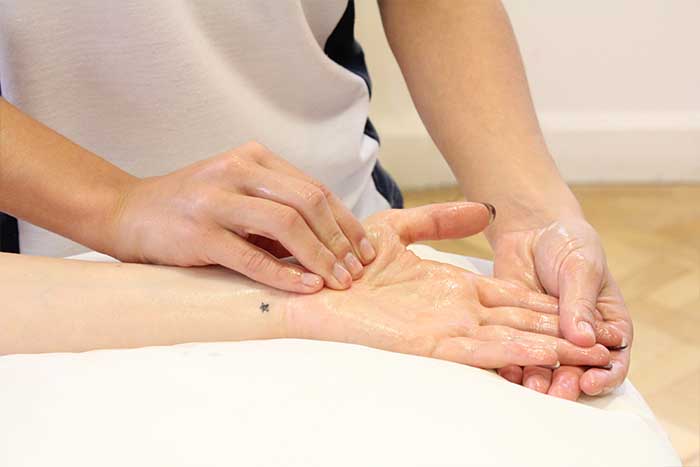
359,238,376,262
591,363,613,370
577,321,595,339
540,361,560,370
301,273,322,288
343,252,363,277
480,203,497,224
332,262,352,286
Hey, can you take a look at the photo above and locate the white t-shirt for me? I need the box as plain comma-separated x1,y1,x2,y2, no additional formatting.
0,0,396,256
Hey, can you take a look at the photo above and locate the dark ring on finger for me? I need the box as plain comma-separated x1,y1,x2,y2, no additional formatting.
586,363,613,370
606,344,628,351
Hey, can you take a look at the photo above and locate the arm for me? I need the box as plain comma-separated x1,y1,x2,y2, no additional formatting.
0,97,373,292
0,97,135,254
377,0,582,236
0,252,288,354
378,1,632,399
0,203,611,384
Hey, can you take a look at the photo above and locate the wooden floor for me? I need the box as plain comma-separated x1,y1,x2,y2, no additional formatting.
403,184,700,466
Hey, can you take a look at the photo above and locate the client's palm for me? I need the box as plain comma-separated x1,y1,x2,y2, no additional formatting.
287,203,610,370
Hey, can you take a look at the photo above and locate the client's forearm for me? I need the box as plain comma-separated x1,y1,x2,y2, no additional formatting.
0,253,290,354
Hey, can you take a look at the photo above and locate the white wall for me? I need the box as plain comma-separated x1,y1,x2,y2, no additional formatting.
355,0,700,188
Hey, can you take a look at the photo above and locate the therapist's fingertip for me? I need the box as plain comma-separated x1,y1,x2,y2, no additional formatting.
580,369,607,396
343,252,364,278
331,262,352,288
359,237,376,263
301,272,323,290
498,366,523,384
524,375,547,393
577,320,596,343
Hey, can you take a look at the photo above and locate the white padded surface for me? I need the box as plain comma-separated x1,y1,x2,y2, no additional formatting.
0,247,679,466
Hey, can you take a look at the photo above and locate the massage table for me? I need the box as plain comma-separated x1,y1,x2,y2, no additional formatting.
0,246,680,466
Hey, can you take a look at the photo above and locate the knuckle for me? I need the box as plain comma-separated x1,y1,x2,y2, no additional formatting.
311,244,334,268
223,153,252,176
310,180,333,198
189,187,218,214
327,229,350,253
277,207,303,231
239,247,271,273
241,140,271,160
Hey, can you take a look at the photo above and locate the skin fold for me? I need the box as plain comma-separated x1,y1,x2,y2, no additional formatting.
0,202,611,379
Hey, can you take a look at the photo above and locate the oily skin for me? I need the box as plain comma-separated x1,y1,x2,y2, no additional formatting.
0,202,612,379
378,0,633,399
0,99,373,294
113,141,375,292
286,203,614,370
494,220,633,399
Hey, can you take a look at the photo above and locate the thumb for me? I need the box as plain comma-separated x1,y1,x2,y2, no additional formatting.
389,202,494,245
557,252,604,347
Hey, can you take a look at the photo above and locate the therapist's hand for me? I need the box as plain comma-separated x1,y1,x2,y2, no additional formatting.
112,141,375,293
492,218,633,399
287,203,612,371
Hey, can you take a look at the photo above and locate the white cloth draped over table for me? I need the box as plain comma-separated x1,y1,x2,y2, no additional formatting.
0,246,680,466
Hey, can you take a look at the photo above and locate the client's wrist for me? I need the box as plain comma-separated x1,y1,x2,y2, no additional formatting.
283,286,344,341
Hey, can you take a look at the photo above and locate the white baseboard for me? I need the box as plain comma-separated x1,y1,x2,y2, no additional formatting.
376,113,700,189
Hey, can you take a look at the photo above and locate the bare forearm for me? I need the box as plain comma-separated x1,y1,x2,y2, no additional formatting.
0,98,137,253
0,253,289,354
378,0,582,237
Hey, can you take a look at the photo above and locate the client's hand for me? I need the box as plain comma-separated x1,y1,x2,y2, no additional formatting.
492,218,633,399
286,203,613,370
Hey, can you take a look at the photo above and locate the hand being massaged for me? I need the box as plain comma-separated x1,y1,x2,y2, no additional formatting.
1,202,619,390
286,202,619,373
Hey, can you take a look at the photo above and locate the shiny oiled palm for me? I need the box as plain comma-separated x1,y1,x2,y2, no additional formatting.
287,203,612,370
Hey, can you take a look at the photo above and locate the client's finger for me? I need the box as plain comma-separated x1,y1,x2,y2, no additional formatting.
482,306,560,337
498,365,523,384
387,202,491,245
592,320,627,348
432,336,558,369
522,366,553,394
476,276,559,314
548,366,585,401
479,308,622,351
473,325,611,367
580,346,631,396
